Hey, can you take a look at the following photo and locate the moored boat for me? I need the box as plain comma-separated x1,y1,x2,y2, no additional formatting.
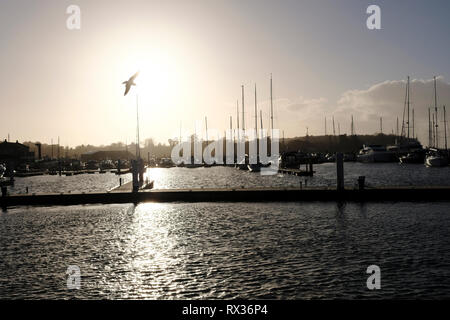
399,149,426,164
425,148,449,167
357,145,395,163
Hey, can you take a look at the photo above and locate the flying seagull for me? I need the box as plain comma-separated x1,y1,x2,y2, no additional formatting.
122,71,139,96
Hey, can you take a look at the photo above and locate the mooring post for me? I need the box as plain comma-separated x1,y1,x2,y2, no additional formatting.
138,158,145,187
132,160,139,192
358,176,365,190
336,153,344,191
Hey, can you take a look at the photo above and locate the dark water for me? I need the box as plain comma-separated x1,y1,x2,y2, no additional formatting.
1,202,450,299
7,162,450,195
2,164,450,299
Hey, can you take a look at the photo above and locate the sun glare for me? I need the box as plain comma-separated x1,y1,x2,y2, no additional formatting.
119,50,180,106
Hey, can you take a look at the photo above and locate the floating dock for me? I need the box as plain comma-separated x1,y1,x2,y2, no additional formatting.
1,186,450,208
278,168,314,176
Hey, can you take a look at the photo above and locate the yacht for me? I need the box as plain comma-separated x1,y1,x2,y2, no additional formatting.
158,158,175,168
357,145,395,163
0,163,5,178
399,149,426,164
425,148,449,167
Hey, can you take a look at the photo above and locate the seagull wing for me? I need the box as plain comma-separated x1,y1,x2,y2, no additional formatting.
124,82,131,96
129,71,139,82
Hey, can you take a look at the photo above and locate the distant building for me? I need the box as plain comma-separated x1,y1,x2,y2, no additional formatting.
80,150,134,162
0,140,35,164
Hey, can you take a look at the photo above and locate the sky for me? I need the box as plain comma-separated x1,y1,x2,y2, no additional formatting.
1,0,450,147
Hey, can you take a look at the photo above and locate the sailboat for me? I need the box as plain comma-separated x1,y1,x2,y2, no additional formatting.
248,84,262,172
425,77,449,167
425,148,448,167
203,116,213,168
391,76,423,160
399,149,426,164
238,85,249,170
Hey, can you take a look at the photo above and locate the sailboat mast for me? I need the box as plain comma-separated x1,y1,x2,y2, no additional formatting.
205,116,208,145
444,105,448,150
351,115,354,136
254,84,259,160
434,76,439,148
241,85,245,142
412,109,414,139
428,108,432,147
136,94,140,158
332,116,336,136
380,117,383,134
260,110,263,131
433,117,436,147
236,100,240,142
396,117,399,137
254,84,258,139
270,74,274,138
407,76,410,139
230,116,233,144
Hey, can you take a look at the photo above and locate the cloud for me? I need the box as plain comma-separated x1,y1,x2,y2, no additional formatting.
286,97,328,113
337,76,450,119
334,76,450,144
247,76,449,145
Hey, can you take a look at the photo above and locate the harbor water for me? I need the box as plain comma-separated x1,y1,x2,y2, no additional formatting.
1,163,450,299
6,162,450,195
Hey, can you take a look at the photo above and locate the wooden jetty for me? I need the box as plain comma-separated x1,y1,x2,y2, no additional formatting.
278,168,314,176
278,163,315,176
110,180,154,192
1,186,450,208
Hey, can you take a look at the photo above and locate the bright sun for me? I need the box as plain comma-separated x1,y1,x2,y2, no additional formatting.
119,50,179,105
115,48,187,141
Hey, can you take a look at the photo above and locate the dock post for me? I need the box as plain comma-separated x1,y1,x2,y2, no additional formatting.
131,160,139,192
336,153,344,191
138,158,144,187
358,176,365,190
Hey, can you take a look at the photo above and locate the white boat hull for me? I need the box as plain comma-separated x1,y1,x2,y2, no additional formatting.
357,151,394,163
425,156,449,167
